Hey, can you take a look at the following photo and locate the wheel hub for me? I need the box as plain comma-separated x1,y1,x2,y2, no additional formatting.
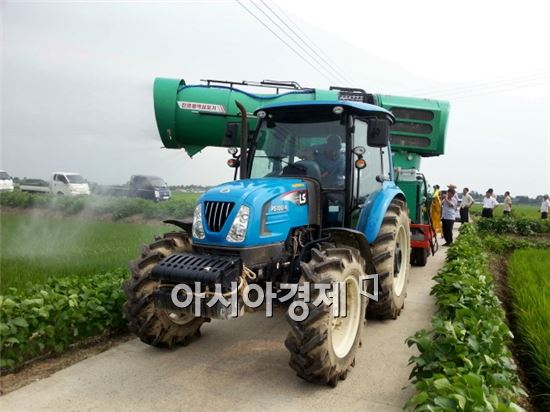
394,243,402,275
392,226,408,297
162,310,194,325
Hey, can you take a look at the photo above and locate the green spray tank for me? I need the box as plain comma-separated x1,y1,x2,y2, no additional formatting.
374,93,450,224
154,78,339,157
153,78,449,161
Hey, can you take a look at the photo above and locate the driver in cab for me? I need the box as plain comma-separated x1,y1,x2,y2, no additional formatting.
316,135,345,188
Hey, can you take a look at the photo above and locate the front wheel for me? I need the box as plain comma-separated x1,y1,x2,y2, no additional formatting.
367,198,411,319
123,232,206,348
285,247,366,387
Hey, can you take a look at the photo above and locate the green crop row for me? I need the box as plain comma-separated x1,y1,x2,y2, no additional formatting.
481,234,550,254
0,191,197,221
0,270,127,370
476,216,550,235
507,249,550,409
405,224,524,411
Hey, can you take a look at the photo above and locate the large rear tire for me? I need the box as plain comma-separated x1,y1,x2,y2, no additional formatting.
411,247,428,267
367,198,411,319
123,231,206,348
285,247,366,387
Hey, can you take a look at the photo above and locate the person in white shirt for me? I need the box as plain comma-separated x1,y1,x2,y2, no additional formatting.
459,187,474,223
503,191,512,216
481,188,499,218
541,194,550,220
442,188,458,245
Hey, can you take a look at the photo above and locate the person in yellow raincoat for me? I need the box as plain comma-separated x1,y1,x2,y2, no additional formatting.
430,185,442,235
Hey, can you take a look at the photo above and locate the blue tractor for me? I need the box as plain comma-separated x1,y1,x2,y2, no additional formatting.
124,82,411,387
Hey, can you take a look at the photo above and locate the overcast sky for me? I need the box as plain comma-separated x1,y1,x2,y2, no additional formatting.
2,0,549,196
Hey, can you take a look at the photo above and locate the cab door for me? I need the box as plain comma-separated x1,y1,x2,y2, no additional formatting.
52,174,62,194
350,119,384,227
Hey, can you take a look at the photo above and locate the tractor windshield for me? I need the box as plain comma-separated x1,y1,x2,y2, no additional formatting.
250,119,346,189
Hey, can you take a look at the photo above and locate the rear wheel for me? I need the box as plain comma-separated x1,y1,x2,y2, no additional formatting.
367,198,411,319
123,232,206,348
411,247,428,267
285,247,366,387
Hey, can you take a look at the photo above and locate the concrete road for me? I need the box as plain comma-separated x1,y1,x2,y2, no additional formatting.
0,247,446,412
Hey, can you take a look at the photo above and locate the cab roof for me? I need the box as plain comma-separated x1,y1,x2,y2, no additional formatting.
255,100,395,123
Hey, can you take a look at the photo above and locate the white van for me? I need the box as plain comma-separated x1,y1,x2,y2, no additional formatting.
0,170,15,192
51,172,90,196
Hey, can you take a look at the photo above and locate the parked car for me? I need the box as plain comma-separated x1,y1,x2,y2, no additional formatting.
0,170,14,192
103,175,171,201
20,172,90,196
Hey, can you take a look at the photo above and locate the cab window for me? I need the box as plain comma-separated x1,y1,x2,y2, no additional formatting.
353,119,383,200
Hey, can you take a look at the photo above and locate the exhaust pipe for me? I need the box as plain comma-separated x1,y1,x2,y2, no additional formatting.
235,101,248,180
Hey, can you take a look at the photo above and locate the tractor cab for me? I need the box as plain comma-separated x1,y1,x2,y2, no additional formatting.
247,101,395,229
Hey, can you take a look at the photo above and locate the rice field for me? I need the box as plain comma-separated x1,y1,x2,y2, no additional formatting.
507,248,550,408
0,213,170,293
470,203,540,218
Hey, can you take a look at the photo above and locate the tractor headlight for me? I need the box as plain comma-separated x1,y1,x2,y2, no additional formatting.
192,204,205,239
154,190,160,198
226,205,250,243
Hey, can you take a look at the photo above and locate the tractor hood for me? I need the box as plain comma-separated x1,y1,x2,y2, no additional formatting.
193,178,312,248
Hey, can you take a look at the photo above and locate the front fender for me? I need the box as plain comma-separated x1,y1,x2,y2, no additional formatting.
356,182,406,243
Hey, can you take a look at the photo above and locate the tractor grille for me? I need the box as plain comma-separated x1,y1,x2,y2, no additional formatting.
204,201,235,232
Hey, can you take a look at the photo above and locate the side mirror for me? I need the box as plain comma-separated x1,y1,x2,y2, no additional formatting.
367,118,390,148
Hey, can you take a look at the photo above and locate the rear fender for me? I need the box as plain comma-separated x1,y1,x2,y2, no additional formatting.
356,182,406,243
322,228,376,274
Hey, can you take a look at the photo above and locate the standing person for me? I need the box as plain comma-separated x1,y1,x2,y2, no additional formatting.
447,184,460,221
541,195,550,219
442,188,458,245
503,191,512,216
460,187,474,223
447,184,458,197
430,184,442,236
439,190,447,239
481,188,499,218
